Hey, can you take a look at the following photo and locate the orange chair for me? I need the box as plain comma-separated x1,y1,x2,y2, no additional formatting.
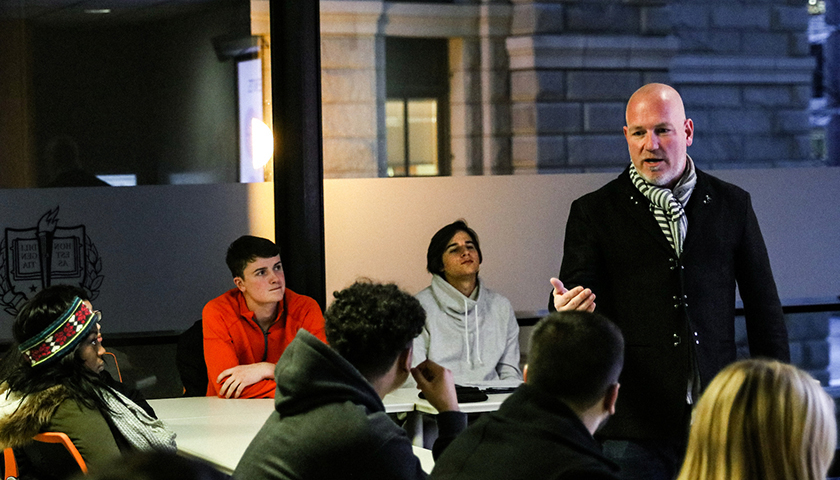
3,447,16,480
3,431,88,478
102,351,122,383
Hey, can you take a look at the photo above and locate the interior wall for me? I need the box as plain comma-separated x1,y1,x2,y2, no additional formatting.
324,167,840,314
0,167,837,340
0,182,274,340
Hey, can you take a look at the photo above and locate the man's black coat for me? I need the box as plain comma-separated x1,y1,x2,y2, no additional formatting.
557,167,790,441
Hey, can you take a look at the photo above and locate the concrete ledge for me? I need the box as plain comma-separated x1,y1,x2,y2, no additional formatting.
320,1,511,38
320,1,383,36
506,34,679,70
670,55,815,84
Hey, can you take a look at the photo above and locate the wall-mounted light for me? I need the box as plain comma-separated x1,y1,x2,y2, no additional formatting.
251,118,273,170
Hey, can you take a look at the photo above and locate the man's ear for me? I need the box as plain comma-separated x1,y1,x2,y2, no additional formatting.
233,276,246,292
523,364,529,383
684,118,694,146
603,383,620,415
397,346,412,373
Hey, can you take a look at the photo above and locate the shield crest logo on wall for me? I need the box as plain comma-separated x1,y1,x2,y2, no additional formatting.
0,207,103,317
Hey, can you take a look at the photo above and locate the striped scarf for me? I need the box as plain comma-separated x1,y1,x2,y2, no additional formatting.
629,156,697,256
101,387,177,452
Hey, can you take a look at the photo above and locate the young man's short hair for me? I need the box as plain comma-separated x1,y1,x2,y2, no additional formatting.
325,281,425,379
225,236,281,278
528,311,624,408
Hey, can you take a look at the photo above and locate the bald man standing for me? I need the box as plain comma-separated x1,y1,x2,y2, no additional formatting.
549,84,790,480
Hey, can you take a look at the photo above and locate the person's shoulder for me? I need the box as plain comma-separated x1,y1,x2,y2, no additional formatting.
282,401,398,447
574,169,630,205
284,288,322,313
51,394,104,424
205,288,241,308
202,289,242,320
695,169,751,203
414,284,435,303
478,284,513,308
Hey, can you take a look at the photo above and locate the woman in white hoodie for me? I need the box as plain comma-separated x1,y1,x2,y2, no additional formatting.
413,220,522,386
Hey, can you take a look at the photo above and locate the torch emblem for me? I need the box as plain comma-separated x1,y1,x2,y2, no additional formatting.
0,207,103,317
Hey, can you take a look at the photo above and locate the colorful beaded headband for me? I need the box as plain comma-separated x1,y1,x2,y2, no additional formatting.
18,297,100,367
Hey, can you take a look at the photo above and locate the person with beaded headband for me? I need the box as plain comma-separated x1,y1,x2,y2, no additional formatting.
0,285,176,475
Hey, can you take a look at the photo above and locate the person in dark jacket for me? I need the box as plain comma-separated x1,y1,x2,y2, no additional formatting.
430,310,624,480
550,83,790,480
232,281,467,480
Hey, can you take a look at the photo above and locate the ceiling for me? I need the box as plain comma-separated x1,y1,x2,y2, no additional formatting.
0,0,232,25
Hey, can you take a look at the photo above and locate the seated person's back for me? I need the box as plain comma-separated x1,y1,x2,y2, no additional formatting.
413,220,522,386
232,281,467,480
430,311,624,480
203,235,325,398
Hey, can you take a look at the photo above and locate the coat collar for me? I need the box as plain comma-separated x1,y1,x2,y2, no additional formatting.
614,166,713,258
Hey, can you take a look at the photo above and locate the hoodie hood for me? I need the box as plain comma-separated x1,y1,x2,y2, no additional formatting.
273,330,384,417
429,274,480,317
428,274,484,368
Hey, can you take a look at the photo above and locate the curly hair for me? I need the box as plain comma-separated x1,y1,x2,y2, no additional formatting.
325,281,426,379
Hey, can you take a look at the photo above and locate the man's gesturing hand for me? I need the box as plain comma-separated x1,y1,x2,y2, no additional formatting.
551,278,596,313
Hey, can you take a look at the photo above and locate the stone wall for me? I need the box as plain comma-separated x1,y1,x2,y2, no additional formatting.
319,0,816,176
507,0,676,173
826,0,840,165
506,0,815,173
670,0,815,168
319,1,512,178
320,2,382,178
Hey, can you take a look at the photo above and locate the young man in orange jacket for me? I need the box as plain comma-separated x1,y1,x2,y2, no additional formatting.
203,235,325,398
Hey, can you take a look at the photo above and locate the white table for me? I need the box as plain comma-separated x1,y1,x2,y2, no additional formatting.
382,388,512,446
384,387,512,414
149,397,434,475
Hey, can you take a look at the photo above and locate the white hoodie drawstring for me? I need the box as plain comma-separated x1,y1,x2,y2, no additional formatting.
463,298,472,368
463,298,484,368
474,304,483,365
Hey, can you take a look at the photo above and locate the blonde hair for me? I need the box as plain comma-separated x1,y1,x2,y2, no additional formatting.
677,359,836,480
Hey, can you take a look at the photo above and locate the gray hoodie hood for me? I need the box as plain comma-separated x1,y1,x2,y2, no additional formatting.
274,330,383,417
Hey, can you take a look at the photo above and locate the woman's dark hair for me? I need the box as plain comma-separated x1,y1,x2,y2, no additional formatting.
426,220,482,276
0,285,109,411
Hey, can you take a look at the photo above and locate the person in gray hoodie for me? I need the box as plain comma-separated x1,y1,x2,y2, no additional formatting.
413,220,522,386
